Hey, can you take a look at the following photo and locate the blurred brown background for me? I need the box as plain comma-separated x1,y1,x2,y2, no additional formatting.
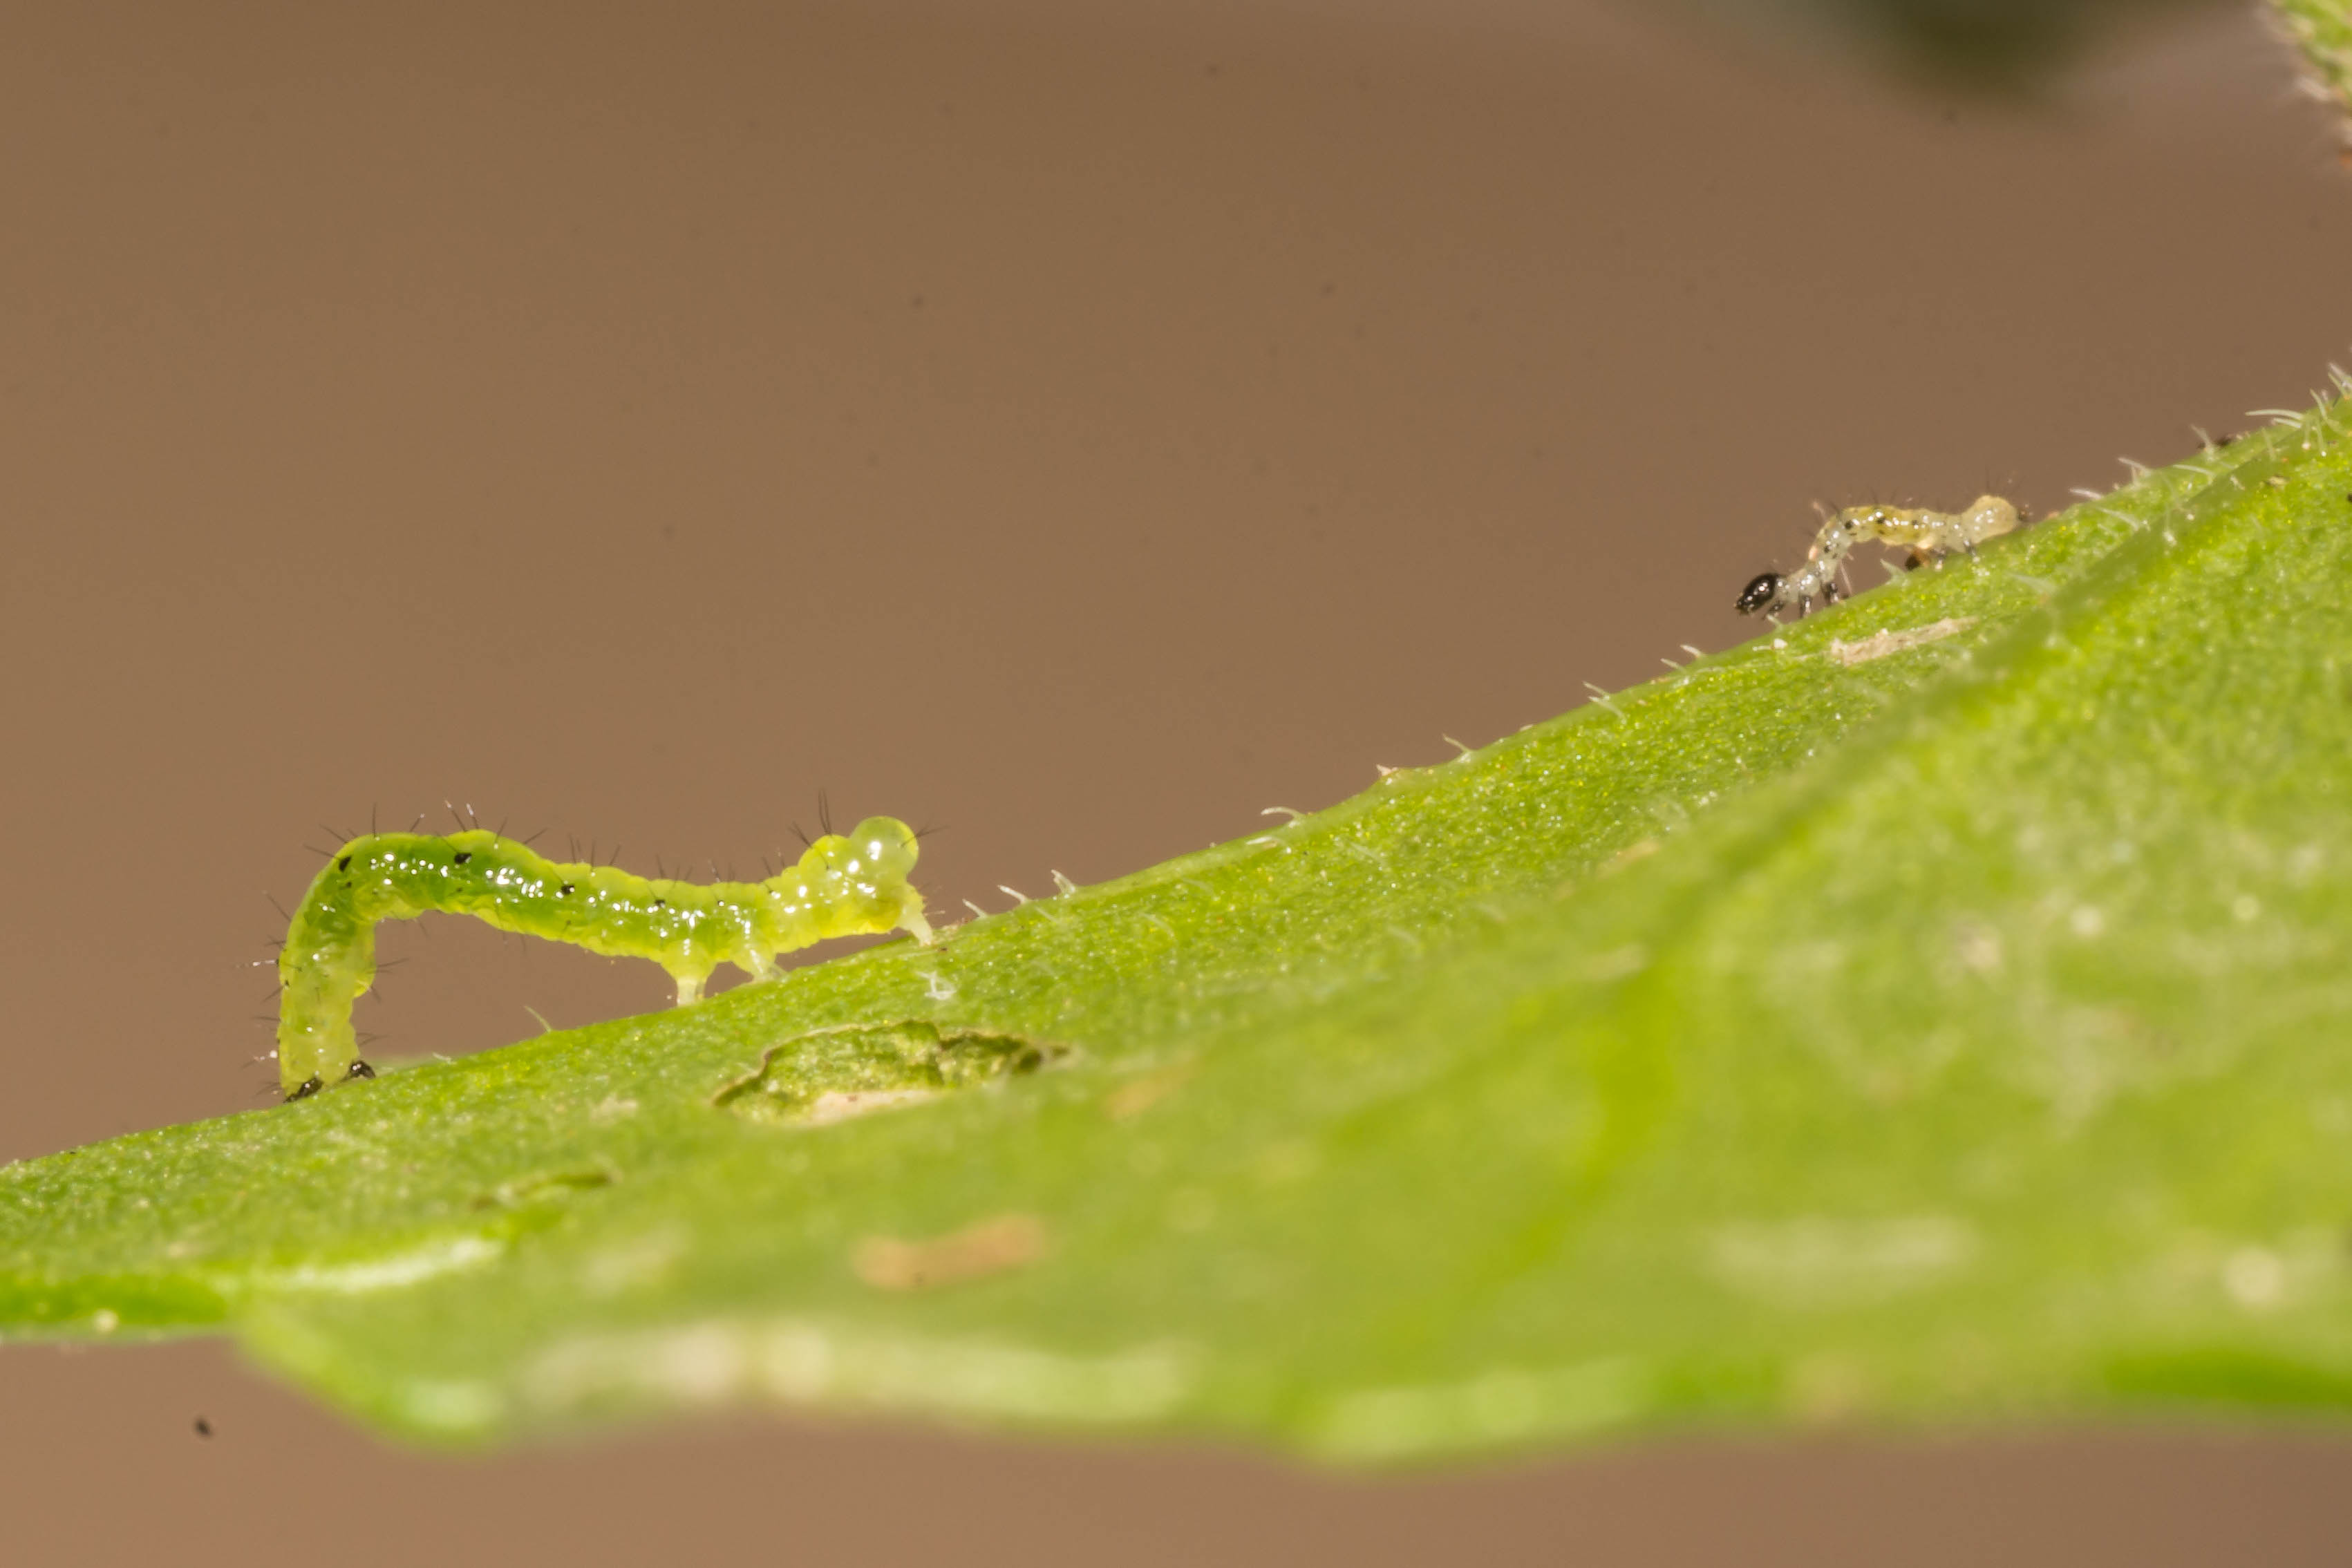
4,1,2351,1561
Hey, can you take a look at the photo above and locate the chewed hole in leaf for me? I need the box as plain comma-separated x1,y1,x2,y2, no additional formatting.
713,1021,1064,1126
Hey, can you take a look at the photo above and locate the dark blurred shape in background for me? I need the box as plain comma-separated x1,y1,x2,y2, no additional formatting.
1681,0,2234,84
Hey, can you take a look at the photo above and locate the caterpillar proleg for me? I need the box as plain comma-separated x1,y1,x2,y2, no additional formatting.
1735,495,2021,618
275,817,931,1100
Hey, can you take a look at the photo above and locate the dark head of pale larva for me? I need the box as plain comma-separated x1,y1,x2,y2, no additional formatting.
1734,572,1782,615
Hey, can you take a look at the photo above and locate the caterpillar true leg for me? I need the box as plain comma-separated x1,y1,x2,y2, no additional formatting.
1735,495,2020,618
274,815,931,1100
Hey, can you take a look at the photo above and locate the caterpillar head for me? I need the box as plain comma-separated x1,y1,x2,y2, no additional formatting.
796,818,917,882
847,816,921,885
792,815,916,885
1734,572,1783,615
1964,494,2023,543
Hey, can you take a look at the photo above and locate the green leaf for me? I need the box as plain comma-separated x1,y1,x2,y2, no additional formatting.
6,390,2351,1460
2276,0,2352,137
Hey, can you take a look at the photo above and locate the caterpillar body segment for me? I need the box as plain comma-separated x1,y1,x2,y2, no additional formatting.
275,817,930,1099
1736,495,2020,618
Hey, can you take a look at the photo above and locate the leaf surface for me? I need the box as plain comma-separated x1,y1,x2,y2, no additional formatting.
6,396,2351,1459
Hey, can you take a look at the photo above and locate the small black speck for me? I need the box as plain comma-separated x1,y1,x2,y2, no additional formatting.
558,882,574,896
337,856,351,871
345,1059,376,1081
193,1416,212,1438
454,851,473,865
287,1075,322,1102
653,897,667,907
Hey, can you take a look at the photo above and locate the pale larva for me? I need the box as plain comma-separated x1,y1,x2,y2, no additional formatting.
1735,495,2020,618
275,816,932,1101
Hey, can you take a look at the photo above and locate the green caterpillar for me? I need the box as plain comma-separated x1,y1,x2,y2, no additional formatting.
275,817,931,1101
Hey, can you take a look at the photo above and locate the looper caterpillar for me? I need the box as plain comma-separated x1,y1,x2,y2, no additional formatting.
275,817,932,1101
1735,495,2020,618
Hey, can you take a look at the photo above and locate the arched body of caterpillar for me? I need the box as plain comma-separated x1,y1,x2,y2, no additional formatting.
1735,495,2020,618
275,818,931,1102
